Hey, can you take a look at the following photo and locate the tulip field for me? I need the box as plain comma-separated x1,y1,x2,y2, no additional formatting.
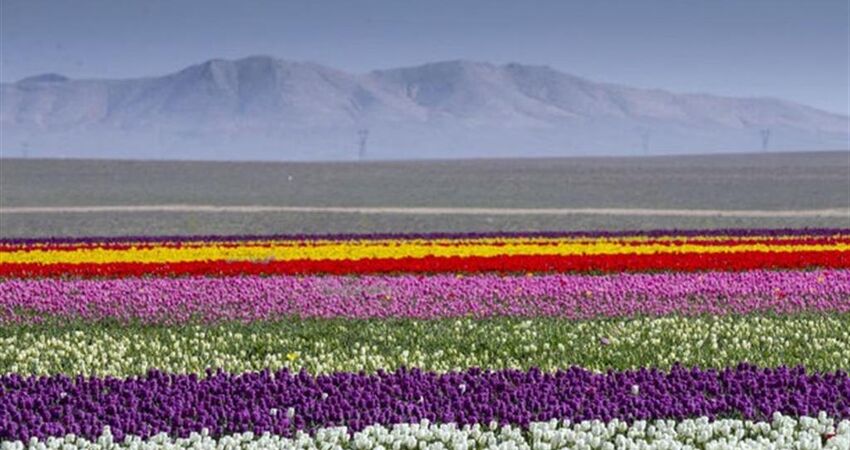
2,229,850,449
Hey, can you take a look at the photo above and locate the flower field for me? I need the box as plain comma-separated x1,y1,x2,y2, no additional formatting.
1,229,850,449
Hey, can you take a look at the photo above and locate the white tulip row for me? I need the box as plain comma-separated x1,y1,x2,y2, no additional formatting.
3,316,849,376
3,413,848,450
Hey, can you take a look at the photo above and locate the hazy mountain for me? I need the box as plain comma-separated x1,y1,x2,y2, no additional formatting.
1,56,847,160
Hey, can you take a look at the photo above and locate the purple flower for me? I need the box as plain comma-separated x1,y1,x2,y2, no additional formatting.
0,364,847,441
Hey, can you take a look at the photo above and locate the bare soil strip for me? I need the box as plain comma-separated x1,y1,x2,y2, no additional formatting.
2,205,848,218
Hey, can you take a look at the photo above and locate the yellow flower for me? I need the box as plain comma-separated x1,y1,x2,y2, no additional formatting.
3,234,844,265
286,352,300,361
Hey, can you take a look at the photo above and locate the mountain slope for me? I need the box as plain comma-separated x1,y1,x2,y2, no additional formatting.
1,56,847,160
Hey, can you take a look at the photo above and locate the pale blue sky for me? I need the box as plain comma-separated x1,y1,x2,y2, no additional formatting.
2,0,848,114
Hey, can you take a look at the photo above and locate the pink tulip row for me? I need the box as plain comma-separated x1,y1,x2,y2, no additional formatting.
1,270,848,324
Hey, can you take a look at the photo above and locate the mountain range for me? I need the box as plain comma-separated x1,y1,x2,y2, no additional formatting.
2,56,847,160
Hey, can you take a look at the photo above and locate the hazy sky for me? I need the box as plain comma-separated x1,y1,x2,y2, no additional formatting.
2,0,848,114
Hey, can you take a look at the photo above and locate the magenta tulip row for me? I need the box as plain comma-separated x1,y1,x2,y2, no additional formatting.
1,270,848,324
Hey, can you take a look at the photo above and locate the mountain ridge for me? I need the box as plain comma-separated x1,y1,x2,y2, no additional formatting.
2,55,847,160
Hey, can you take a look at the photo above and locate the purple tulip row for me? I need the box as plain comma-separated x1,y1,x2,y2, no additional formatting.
1,227,845,245
2,270,848,323
2,364,848,441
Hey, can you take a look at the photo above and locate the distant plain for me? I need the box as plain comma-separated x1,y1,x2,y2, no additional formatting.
1,151,848,238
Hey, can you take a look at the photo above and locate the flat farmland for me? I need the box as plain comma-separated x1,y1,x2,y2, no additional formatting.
1,151,848,237
3,154,850,447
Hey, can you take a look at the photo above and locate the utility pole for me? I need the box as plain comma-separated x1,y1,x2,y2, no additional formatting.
760,129,771,152
357,129,369,161
640,129,652,155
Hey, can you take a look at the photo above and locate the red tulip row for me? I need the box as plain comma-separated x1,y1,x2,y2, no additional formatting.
2,250,847,278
